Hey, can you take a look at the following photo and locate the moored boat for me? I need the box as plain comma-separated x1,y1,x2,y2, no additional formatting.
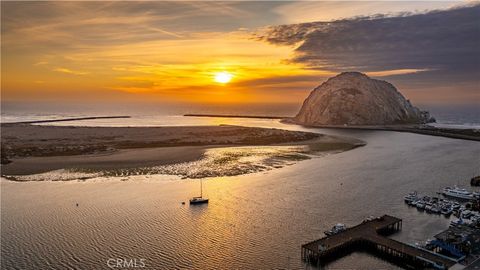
450,218,464,227
189,196,209,205
404,191,418,204
189,179,209,205
441,207,452,216
324,223,347,236
415,201,426,210
442,186,474,200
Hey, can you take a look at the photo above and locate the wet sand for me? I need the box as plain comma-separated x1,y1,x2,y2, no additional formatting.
1,124,361,177
1,146,206,175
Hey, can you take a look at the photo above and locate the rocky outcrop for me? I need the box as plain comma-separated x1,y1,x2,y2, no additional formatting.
292,72,434,125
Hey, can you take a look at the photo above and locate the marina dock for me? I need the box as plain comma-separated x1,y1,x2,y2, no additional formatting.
302,215,457,269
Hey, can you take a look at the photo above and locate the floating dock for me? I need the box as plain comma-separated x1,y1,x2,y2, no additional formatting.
301,215,457,269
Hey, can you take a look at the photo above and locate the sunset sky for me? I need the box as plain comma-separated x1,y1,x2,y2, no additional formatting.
2,1,479,107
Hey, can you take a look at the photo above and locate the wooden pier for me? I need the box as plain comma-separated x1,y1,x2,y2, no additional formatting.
301,215,457,269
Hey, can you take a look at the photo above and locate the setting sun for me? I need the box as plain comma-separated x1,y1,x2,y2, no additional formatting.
214,71,233,84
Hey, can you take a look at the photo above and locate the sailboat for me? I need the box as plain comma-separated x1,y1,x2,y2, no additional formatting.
189,179,209,205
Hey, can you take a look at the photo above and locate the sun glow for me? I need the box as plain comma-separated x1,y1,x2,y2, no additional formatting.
214,71,233,84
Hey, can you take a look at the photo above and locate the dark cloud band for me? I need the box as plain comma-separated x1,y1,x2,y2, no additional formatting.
256,4,480,76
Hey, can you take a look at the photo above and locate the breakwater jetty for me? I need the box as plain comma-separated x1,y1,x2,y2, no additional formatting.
184,114,287,119
2,116,131,125
301,215,457,269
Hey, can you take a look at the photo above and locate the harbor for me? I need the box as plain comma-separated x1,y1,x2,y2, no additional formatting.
403,186,480,267
404,188,480,220
404,186,480,225
302,185,480,269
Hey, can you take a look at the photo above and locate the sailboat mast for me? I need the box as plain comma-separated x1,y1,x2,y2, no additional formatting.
200,179,203,198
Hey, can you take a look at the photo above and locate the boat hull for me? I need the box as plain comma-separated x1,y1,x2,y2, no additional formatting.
189,198,209,205
442,192,473,200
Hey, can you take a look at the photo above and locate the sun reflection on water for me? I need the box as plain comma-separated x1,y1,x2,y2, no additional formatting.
6,145,313,181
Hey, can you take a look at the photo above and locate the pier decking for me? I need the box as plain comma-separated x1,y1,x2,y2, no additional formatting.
302,215,457,269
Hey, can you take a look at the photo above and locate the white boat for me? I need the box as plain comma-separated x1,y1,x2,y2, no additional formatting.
461,210,472,219
415,201,426,210
452,203,461,210
430,205,441,214
441,206,453,216
189,179,209,205
404,191,418,203
450,218,464,227
362,216,376,223
324,223,347,236
442,186,474,200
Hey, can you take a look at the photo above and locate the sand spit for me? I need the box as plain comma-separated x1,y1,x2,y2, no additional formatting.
1,124,363,180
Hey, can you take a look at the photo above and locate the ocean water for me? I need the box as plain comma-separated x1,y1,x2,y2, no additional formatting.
1,103,479,129
0,102,298,125
1,114,480,269
423,105,480,129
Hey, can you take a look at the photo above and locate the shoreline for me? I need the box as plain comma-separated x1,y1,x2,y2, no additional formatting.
1,124,362,179
188,114,479,141
296,125,480,141
283,121,480,142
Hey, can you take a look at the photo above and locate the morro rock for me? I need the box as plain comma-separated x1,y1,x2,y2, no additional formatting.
292,72,434,125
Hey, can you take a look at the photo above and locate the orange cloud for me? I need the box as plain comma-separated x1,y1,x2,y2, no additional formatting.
53,68,89,75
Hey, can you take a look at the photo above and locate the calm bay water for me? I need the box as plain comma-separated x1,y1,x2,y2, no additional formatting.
1,116,480,269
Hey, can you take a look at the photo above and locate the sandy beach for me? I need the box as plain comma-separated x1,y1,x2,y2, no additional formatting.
1,124,362,178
